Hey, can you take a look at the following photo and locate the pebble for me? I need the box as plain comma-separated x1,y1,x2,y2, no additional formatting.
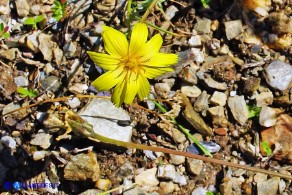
30,130,52,149
259,107,278,127
220,179,242,194
160,181,175,194
14,76,28,87
191,48,204,63
181,85,201,98
170,154,185,165
38,33,57,61
40,76,61,93
196,70,227,90
69,83,88,94
257,177,280,195
33,151,48,161
95,179,112,190
194,19,211,34
78,98,133,142
210,91,227,106
15,0,30,17
26,31,40,52
193,91,210,114
201,141,221,153
165,5,178,20
228,96,249,125
186,158,203,175
143,150,158,160
157,164,176,181
0,48,18,61
146,94,156,110
178,66,198,84
2,102,20,116
224,20,243,40
123,187,148,195
135,167,159,187
154,83,171,99
188,35,201,46
191,187,208,195
64,152,100,181
255,91,273,107
0,0,10,15
264,60,292,91
208,106,228,127
67,97,81,109
63,41,77,57
254,173,267,183
1,136,16,149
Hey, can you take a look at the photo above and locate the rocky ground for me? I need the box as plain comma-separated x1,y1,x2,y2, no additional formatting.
0,0,291,194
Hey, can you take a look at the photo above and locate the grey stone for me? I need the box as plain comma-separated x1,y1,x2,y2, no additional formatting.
194,19,211,34
228,96,249,125
64,152,100,181
178,66,198,84
0,48,18,61
186,158,203,175
220,179,242,194
188,35,201,46
123,187,148,195
78,98,132,142
15,0,30,17
40,76,61,93
135,167,159,186
30,131,52,149
170,154,185,165
194,91,210,114
165,5,179,20
26,31,40,52
63,41,77,58
259,107,277,127
264,60,292,90
257,177,280,195
224,20,243,40
1,136,16,149
210,91,227,106
191,48,204,63
181,85,201,98
38,33,57,61
14,76,28,87
157,165,176,181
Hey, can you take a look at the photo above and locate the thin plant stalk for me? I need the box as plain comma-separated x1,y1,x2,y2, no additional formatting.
140,0,160,23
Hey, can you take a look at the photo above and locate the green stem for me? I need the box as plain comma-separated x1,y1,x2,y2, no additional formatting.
127,0,133,33
151,99,212,157
140,0,160,23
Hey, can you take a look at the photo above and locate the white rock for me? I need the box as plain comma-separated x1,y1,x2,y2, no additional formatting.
228,96,249,125
210,91,227,106
67,97,81,109
224,20,243,40
188,35,201,47
14,76,28,87
2,102,20,115
255,91,273,107
15,0,30,17
143,150,157,160
165,5,178,20
33,151,48,161
26,31,40,52
259,107,277,127
186,158,203,175
135,167,159,186
257,177,280,195
0,0,10,15
264,60,292,91
160,181,175,194
181,85,201,98
191,48,204,63
30,131,52,149
192,187,208,195
154,83,170,98
157,165,176,181
79,98,132,142
1,136,16,149
170,154,185,165
69,83,88,94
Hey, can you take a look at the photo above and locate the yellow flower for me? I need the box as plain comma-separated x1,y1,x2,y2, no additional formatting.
87,23,178,107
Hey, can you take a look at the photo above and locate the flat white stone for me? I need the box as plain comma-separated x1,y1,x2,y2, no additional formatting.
210,91,227,106
259,107,277,127
78,98,132,142
228,96,249,125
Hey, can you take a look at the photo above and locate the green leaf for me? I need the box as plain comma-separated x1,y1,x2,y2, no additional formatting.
247,104,262,119
24,17,36,25
2,32,10,39
17,87,38,98
0,23,3,32
261,141,272,156
206,192,214,195
35,15,45,23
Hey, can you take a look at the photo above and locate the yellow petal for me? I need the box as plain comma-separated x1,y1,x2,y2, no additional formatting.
87,51,120,70
143,53,178,67
102,25,128,58
112,79,127,107
129,23,148,54
137,75,150,99
143,66,173,79
137,34,162,62
124,72,139,104
92,66,125,91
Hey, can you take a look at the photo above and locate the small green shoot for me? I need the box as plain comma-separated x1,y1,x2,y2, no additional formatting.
261,141,272,156
17,87,38,98
51,0,67,21
247,104,262,119
206,192,221,195
0,23,10,40
24,15,45,30
136,0,165,11
201,0,212,7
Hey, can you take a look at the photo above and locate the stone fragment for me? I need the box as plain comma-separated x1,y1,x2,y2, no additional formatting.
188,35,201,46
95,179,112,190
197,71,227,90
64,152,99,181
165,5,178,20
224,20,243,40
38,33,57,61
264,60,292,90
0,48,18,61
154,83,170,99
14,76,28,87
257,177,280,195
254,173,268,183
0,0,10,15
53,47,64,65
181,85,201,98
63,41,77,57
259,107,278,127
210,91,227,106
123,187,148,195
160,181,175,194
69,83,88,94
191,48,204,63
67,97,81,109
40,76,61,93
178,66,198,84
135,167,159,186
26,31,40,52
186,158,203,175
1,136,16,149
255,91,273,107
208,106,228,127
193,91,210,114
157,165,176,181
15,0,30,17
192,187,208,195
33,151,48,161
228,96,249,125
79,98,132,142
0,66,17,99
170,154,185,165
243,76,261,94
194,19,211,34
30,131,52,149
220,178,242,194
